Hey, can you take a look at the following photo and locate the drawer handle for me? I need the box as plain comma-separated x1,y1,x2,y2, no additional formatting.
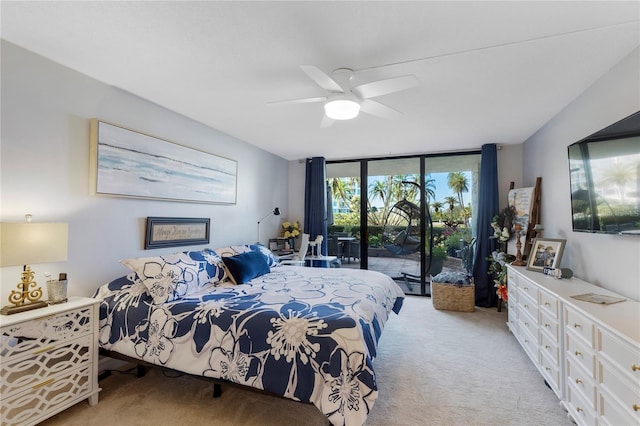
575,379,583,384
574,351,582,357
33,378,55,390
524,304,529,309
632,364,640,372
545,345,551,350
33,345,56,355
573,323,581,328
524,287,528,290
633,404,639,412
545,367,551,372
524,322,529,326
544,323,551,328
576,407,584,414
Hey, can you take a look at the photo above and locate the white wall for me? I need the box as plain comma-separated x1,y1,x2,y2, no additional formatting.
0,41,289,300
523,47,640,301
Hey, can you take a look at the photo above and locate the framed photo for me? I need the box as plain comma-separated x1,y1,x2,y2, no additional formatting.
145,217,210,249
527,238,566,272
90,119,237,204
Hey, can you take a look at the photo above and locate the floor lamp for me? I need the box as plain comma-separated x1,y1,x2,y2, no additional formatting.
256,207,280,244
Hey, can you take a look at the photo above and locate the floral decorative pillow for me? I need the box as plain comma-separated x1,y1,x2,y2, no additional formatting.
121,249,225,304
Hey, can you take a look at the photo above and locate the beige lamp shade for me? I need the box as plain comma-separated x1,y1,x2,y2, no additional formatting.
0,223,68,267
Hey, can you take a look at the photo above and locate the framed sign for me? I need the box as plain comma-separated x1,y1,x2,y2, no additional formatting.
527,238,566,272
145,217,210,249
90,119,237,204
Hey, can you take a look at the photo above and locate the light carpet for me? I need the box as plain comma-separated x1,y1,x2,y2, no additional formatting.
41,296,573,426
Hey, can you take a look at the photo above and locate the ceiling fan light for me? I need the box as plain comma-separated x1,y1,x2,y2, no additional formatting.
324,99,360,120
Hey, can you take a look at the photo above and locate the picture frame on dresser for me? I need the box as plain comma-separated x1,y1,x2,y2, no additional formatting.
526,238,566,272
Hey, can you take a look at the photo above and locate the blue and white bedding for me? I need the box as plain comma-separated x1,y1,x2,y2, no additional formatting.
94,265,404,426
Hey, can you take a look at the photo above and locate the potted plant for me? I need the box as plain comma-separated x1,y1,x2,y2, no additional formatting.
427,244,447,276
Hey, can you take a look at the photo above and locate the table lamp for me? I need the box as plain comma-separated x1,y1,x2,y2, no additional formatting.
0,220,68,315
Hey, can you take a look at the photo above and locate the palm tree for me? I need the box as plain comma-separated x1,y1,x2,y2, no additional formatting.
447,172,469,209
329,177,351,212
431,201,443,222
444,196,458,220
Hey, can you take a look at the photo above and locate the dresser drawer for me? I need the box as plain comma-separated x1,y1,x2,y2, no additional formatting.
518,309,538,344
539,291,559,319
540,308,560,343
567,356,597,411
567,380,597,426
0,334,91,395
518,322,539,362
540,330,560,367
598,386,639,426
566,330,596,378
518,278,539,302
0,306,94,360
507,284,518,303
598,328,640,377
540,350,561,395
0,365,91,426
598,359,640,422
565,307,595,348
518,291,538,325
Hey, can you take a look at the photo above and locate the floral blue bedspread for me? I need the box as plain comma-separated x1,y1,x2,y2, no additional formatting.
94,266,404,426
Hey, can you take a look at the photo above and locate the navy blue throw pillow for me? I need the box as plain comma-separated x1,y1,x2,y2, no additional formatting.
222,250,271,284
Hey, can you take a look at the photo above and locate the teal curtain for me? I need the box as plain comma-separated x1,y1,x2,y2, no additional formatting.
472,144,499,307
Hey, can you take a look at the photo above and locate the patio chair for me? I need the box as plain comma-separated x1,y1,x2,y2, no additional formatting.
279,233,310,266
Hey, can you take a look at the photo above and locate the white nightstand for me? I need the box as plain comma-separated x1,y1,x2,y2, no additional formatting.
0,297,101,425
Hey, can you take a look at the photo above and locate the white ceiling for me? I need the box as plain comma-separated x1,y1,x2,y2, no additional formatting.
2,1,639,161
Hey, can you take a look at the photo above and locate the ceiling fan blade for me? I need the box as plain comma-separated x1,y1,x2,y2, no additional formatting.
300,65,344,92
360,99,403,120
267,96,326,106
320,114,335,128
353,75,418,99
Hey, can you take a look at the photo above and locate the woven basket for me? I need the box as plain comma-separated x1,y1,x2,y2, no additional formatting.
431,279,475,312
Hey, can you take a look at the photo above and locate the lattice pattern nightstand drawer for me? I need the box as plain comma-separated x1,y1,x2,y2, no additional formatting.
0,365,91,426
1,334,91,395
0,306,93,359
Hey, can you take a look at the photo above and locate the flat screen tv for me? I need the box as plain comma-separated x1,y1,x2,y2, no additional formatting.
568,111,640,235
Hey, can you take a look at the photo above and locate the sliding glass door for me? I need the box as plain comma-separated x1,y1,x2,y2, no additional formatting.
326,152,480,297
366,158,425,295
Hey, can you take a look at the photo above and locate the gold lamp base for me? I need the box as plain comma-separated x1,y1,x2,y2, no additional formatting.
0,265,48,316
0,300,48,315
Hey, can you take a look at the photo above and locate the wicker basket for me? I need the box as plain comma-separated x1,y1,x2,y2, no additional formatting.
431,279,475,312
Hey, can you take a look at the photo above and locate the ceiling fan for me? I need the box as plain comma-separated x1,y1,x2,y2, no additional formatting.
267,65,418,127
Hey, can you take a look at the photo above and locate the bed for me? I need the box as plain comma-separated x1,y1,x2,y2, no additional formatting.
93,245,405,426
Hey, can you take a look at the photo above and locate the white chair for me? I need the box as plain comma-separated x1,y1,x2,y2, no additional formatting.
279,233,310,266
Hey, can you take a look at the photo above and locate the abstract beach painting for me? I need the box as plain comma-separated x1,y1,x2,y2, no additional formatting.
90,120,237,204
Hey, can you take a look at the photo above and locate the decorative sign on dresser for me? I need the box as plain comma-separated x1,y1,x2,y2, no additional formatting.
0,297,101,425
506,265,639,426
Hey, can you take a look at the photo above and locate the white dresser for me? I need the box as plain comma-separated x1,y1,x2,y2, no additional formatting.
0,297,101,426
507,266,640,426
